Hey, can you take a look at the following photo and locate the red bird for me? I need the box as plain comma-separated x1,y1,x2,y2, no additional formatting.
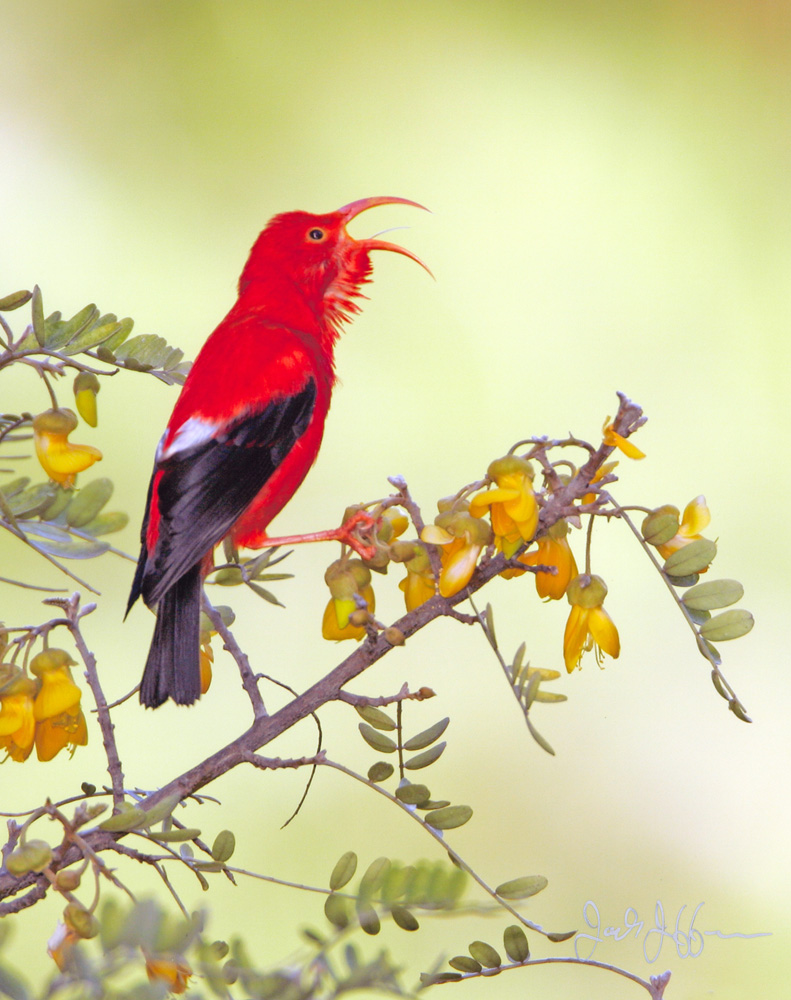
128,197,429,707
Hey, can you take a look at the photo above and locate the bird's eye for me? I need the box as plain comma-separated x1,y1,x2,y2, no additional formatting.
307,228,325,241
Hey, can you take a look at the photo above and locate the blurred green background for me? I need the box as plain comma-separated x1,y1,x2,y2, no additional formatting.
2,1,789,997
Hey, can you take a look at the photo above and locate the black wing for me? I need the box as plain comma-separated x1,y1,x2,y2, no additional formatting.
128,378,316,611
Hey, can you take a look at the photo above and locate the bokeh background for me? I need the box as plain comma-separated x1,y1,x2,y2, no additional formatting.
2,2,789,997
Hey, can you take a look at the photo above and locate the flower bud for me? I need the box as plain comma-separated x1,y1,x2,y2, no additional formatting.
73,372,100,427
63,902,99,939
55,869,82,891
389,540,418,563
348,609,371,627
6,839,53,876
384,627,405,647
436,496,469,514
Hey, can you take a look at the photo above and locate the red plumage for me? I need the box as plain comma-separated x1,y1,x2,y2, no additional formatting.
128,197,428,707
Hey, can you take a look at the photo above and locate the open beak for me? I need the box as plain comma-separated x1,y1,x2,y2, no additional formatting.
338,196,433,277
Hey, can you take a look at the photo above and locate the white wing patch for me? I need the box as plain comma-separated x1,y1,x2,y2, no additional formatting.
157,416,220,462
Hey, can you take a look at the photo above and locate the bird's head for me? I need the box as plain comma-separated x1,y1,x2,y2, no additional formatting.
239,196,431,330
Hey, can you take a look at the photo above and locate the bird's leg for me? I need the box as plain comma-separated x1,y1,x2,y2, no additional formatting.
263,510,379,560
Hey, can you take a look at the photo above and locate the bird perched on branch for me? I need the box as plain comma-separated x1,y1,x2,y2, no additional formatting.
127,197,430,708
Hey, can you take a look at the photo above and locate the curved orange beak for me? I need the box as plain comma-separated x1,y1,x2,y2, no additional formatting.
338,196,433,278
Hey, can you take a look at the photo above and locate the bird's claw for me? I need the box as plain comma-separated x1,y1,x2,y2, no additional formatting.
337,510,379,560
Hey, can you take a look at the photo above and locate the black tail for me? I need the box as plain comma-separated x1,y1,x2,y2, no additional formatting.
139,565,202,708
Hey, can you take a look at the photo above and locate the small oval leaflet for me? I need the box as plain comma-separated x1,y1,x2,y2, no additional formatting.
682,578,744,611
149,827,202,843
699,609,754,642
329,851,358,891
391,906,419,931
356,901,381,936
358,723,397,754
404,741,446,770
547,929,577,943
495,875,548,900
359,856,391,896
211,830,236,863
395,783,431,805
138,793,183,827
324,892,350,929
99,806,148,832
403,717,450,751
367,761,394,782
65,478,114,528
663,538,717,577
503,924,530,963
355,704,397,731
449,955,482,973
425,804,472,830
468,940,502,968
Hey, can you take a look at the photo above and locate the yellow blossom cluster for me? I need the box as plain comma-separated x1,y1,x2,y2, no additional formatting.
0,649,87,762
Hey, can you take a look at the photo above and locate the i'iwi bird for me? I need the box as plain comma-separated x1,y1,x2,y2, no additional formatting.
127,197,429,708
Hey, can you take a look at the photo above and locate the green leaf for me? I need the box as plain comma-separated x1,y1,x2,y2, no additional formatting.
403,716,449,750
138,793,183,827
65,478,113,527
547,930,577,943
495,875,548,900
367,761,394,782
0,289,32,312
449,955,482,973
0,477,31,499
404,741,446,770
148,827,202,843
421,973,462,986
358,723,397,753
324,892,350,929
468,940,501,968
391,906,419,931
532,690,568,703
663,538,717,577
503,925,530,962
355,705,396,730
211,830,236,863
359,857,390,897
80,511,129,536
99,806,148,832
710,670,730,701
31,285,45,346
728,699,752,723
356,901,380,935
686,607,711,626
425,804,472,830
6,483,57,518
484,602,496,645
699,609,754,642
682,578,744,611
20,521,110,559
0,964,30,1000
244,580,284,606
395,783,431,806
329,851,357,891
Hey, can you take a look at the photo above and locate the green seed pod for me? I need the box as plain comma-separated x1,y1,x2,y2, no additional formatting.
55,869,82,891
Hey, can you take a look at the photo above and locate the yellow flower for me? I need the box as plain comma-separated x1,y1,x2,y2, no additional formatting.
33,408,102,487
47,921,80,972
398,543,437,611
199,636,213,695
656,496,710,560
421,510,492,598
145,956,193,995
563,574,620,673
30,649,87,761
469,456,538,557
322,559,375,640
602,417,645,459
518,521,578,600
0,675,37,763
